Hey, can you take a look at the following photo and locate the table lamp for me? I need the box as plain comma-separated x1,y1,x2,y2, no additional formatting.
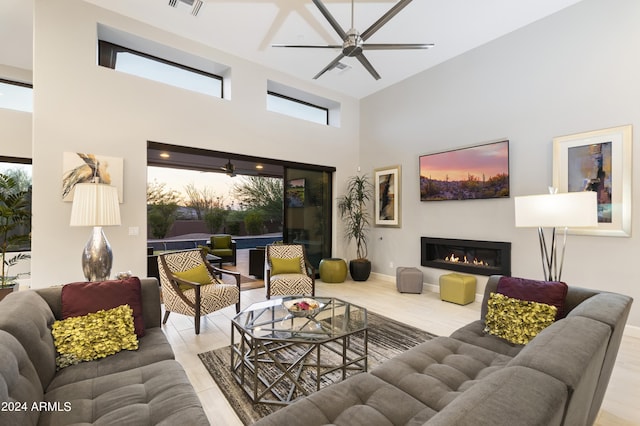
69,183,121,281
514,189,597,281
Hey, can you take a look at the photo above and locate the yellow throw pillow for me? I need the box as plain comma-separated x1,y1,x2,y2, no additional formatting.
484,292,557,345
271,257,302,275
52,304,139,369
173,263,213,291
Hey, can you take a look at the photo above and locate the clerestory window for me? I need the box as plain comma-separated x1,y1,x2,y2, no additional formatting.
98,40,223,98
0,79,32,113
267,91,329,125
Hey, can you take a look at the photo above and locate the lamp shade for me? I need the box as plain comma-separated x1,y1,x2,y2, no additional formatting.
514,191,598,228
69,183,121,227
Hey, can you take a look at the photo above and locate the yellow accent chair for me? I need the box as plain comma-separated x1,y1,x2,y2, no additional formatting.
265,244,315,299
158,249,240,334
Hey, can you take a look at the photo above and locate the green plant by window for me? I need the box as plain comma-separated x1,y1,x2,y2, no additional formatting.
0,173,31,287
337,174,373,260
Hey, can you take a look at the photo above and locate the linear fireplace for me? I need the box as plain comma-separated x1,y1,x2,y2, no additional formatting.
421,237,511,276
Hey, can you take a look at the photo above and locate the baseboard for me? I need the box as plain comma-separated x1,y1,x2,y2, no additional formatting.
624,324,640,339
370,272,484,300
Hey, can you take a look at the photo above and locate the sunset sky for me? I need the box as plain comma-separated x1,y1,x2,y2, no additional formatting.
419,142,509,181
148,166,237,205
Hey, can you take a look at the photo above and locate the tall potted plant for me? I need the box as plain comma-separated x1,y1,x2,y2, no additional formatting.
0,173,31,299
338,174,373,281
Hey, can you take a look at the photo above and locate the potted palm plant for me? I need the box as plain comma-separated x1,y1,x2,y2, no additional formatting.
0,173,31,300
338,174,373,281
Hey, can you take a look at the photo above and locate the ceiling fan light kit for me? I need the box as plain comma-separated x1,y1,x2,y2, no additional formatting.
273,0,434,80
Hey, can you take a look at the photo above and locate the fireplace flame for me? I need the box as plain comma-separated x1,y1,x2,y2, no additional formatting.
444,253,489,267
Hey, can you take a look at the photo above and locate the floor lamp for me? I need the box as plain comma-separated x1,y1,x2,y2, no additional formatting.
69,183,121,281
514,190,597,282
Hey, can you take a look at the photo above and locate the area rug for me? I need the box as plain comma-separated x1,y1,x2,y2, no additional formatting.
198,312,437,425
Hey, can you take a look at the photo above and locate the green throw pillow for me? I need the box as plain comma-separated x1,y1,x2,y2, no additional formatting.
484,292,557,345
51,304,139,369
271,257,302,275
174,263,212,291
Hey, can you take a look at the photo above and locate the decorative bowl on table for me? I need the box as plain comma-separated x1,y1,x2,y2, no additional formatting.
283,298,323,317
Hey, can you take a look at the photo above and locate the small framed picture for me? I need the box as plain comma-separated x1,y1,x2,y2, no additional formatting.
286,178,305,208
553,125,632,237
374,165,401,227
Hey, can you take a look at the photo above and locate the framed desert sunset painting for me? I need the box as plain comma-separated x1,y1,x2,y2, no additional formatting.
419,140,509,201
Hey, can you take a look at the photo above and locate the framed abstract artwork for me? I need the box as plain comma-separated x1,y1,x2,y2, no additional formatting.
374,165,401,227
553,125,632,237
62,152,124,202
419,140,509,201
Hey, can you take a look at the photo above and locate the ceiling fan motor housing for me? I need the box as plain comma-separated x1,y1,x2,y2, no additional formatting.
343,29,363,56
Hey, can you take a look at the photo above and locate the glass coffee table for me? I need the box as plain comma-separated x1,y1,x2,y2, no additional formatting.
230,296,368,406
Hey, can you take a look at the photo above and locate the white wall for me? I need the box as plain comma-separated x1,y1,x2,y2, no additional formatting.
360,0,640,327
30,0,360,286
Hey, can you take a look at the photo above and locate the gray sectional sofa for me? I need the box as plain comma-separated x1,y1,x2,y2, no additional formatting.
0,278,209,425
255,275,632,426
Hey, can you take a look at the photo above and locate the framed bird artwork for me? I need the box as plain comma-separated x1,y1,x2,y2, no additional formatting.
62,152,124,202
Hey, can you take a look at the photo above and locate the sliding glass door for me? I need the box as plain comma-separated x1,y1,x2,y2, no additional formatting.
283,167,332,270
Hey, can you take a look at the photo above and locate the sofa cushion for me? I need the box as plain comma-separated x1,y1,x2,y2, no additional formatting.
51,305,139,369
47,327,174,391
0,331,43,426
449,321,524,357
0,291,57,391
497,276,568,318
508,316,611,426
371,336,513,412
253,372,434,426
41,360,209,426
61,277,145,337
427,366,567,426
484,292,557,344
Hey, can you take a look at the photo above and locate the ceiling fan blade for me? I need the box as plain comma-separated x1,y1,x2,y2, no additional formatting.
312,0,348,40
313,53,346,79
272,44,343,49
361,0,414,41
356,54,381,80
363,43,434,50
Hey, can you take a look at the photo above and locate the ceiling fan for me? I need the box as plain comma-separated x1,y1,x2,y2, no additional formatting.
273,0,434,80
220,160,236,177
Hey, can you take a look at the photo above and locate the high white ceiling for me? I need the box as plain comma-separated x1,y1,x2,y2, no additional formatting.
2,0,584,99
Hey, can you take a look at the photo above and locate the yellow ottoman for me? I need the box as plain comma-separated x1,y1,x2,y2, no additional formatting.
439,273,476,305
319,258,348,283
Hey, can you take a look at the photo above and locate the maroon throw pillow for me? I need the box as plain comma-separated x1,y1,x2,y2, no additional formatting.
61,277,145,337
497,276,568,319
